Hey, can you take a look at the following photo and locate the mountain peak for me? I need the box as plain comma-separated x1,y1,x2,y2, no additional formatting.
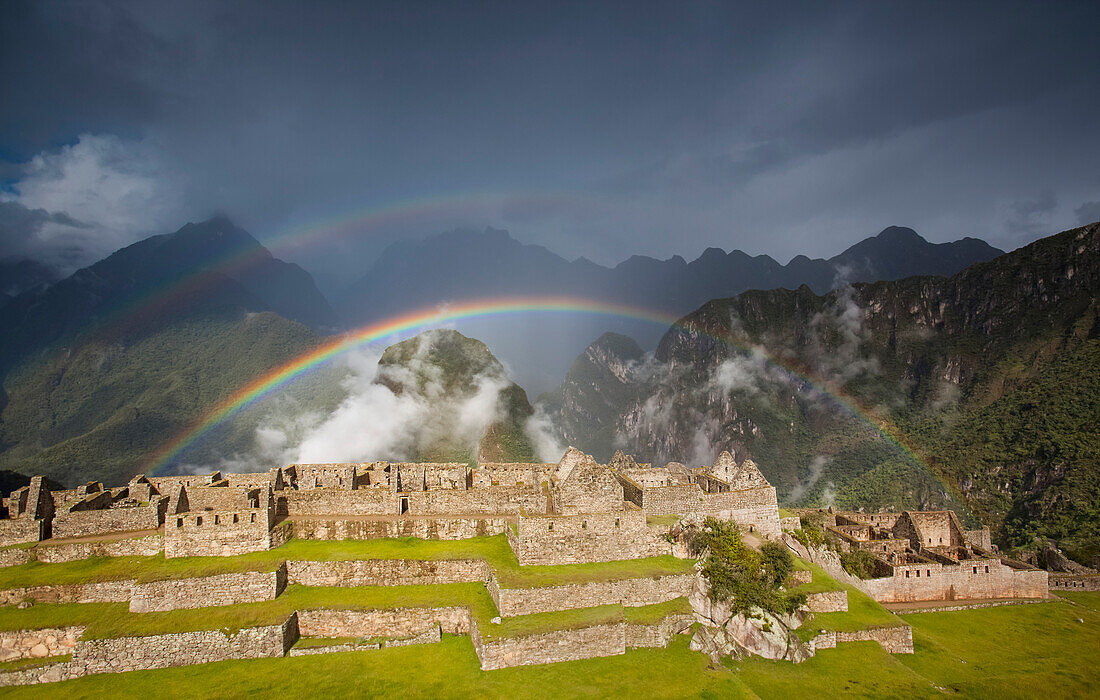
875,226,923,243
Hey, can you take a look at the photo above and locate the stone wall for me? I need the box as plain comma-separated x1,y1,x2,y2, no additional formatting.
634,484,781,539
163,507,271,558
286,559,490,587
0,518,45,546
129,566,286,613
558,460,624,514
296,607,471,637
780,516,801,531
292,463,358,489
0,580,133,606
281,489,394,516
0,548,33,568
487,574,693,617
804,590,848,613
861,558,1049,603
1050,573,1100,591
69,616,296,676
625,613,693,648
471,621,626,670
508,510,671,565
182,487,258,512
34,535,163,563
289,516,509,541
405,487,545,516
51,501,164,539
830,626,914,654
0,627,83,662
226,473,274,489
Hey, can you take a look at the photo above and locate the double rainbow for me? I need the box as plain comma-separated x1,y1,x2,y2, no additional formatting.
145,296,929,475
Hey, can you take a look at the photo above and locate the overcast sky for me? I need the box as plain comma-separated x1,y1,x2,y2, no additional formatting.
2,0,1099,289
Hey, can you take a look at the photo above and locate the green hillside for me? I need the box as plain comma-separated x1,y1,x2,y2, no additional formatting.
0,311,330,486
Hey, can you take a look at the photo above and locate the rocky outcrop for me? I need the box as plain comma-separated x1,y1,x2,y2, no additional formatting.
687,571,812,663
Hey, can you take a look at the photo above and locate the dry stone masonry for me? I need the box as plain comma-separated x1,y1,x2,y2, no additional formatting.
0,447,1047,686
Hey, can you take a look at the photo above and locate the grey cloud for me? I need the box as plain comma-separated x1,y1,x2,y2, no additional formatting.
0,200,88,259
2,1,1098,275
1074,201,1100,226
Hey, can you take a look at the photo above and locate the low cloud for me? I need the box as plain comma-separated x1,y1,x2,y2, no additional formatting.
239,333,513,466
525,405,566,463
0,134,184,271
786,455,830,504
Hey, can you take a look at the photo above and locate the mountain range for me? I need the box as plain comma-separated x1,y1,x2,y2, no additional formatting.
334,225,1001,392
1,214,1094,565
539,222,1100,562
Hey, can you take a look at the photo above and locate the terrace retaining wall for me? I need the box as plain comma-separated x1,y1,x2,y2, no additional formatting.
289,517,510,541
625,613,694,648
471,621,626,670
487,574,694,617
129,565,287,613
0,580,133,606
286,559,490,587
34,535,163,563
0,627,83,662
296,608,471,637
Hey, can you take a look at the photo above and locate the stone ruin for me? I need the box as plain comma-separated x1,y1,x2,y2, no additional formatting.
0,449,1053,686
793,508,1049,603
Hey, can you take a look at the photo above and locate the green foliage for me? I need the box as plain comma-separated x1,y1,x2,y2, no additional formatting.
839,549,879,579
0,312,329,486
690,518,805,617
792,517,825,549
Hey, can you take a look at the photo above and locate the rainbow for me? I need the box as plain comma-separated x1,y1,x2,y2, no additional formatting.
145,296,931,475
71,189,596,346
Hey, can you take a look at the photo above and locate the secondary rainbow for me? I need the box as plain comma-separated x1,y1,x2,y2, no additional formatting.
145,296,930,474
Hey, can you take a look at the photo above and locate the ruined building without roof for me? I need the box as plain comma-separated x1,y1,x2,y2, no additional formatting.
0,447,782,564
0,448,1053,686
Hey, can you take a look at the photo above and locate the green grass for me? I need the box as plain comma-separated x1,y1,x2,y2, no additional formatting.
789,559,903,643
645,514,681,527
1054,590,1100,611
1,601,1098,697
0,654,71,672
787,559,845,595
734,642,938,699
897,598,1100,697
484,604,624,642
0,535,695,590
0,586,690,645
777,508,796,518
622,597,691,625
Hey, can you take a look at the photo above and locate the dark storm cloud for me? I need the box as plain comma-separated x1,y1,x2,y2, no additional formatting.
0,201,87,259
1,0,1098,284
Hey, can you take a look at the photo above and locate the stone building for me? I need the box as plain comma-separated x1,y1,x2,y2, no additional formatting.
0,448,783,564
811,508,1048,602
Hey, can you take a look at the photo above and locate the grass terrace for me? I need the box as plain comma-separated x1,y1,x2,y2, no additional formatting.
897,596,1100,697
482,598,692,642
645,514,681,528
0,598,1097,696
787,558,845,595
1054,590,1100,611
0,535,695,590
0,581,692,643
789,558,904,642
0,583,497,639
